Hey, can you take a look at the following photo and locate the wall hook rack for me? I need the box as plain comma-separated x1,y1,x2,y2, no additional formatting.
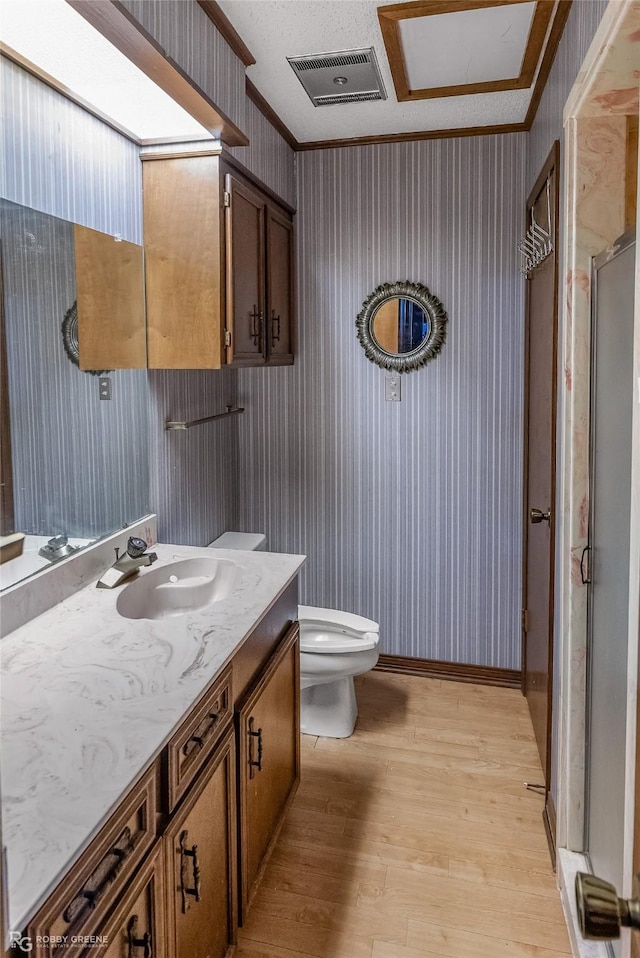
519,176,554,277
165,405,244,431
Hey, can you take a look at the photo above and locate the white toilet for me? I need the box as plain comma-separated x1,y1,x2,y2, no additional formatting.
297,605,379,738
207,533,380,738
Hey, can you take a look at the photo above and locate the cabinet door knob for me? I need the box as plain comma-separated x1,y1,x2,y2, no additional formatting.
128,915,152,958
271,310,281,344
248,717,263,778
179,830,201,913
249,305,263,352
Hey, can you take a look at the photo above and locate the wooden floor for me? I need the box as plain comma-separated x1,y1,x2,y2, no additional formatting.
236,671,572,958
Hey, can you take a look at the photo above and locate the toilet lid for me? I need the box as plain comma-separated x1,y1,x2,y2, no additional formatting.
299,629,379,654
298,605,379,635
298,605,380,654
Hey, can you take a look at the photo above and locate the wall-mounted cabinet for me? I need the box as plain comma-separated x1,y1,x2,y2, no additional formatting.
141,149,295,370
225,174,294,366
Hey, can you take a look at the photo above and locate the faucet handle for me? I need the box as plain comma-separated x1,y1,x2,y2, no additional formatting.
126,536,150,559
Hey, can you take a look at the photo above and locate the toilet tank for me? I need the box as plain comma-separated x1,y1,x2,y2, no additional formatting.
207,532,266,551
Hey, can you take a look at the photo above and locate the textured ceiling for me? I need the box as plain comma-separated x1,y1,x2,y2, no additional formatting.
217,0,550,144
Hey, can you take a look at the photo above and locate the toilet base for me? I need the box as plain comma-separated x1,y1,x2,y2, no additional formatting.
300,676,358,738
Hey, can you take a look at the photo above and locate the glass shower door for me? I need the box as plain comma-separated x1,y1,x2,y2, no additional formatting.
585,231,636,958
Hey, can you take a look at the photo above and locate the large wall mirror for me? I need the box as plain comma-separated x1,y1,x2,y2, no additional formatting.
356,280,448,372
0,198,150,590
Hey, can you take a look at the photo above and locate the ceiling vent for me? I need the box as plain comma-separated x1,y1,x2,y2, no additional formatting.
287,48,387,107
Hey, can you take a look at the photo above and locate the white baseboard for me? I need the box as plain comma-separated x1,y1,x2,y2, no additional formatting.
557,848,614,958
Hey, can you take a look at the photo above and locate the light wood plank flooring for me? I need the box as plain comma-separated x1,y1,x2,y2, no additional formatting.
236,671,571,958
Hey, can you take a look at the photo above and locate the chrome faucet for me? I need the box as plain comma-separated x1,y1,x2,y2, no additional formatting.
96,536,158,589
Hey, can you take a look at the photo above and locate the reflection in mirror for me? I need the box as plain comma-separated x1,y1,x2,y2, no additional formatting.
0,199,150,590
356,280,448,373
371,297,431,354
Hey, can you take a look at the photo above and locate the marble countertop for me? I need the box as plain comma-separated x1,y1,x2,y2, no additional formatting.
0,543,305,932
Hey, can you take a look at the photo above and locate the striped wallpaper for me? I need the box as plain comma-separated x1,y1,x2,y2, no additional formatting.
0,59,142,242
148,367,239,545
238,134,527,669
121,0,248,136
228,96,296,209
121,0,296,207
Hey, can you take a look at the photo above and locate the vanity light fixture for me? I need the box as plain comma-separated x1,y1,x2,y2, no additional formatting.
0,0,215,142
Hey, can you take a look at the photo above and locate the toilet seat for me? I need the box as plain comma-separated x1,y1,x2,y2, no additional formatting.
300,630,379,654
298,605,380,654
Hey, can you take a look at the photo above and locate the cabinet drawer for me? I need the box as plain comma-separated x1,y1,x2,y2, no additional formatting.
28,762,159,957
166,665,232,811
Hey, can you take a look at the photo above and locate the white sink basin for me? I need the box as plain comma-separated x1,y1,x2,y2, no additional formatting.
116,557,241,620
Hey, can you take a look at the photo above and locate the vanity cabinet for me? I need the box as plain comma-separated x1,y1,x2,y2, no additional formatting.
237,622,300,920
142,149,295,370
21,581,300,958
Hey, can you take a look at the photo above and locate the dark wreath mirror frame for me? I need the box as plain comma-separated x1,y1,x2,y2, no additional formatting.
355,280,448,373
61,301,111,377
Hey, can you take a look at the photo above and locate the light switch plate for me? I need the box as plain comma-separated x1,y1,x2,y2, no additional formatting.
385,373,401,402
99,377,112,400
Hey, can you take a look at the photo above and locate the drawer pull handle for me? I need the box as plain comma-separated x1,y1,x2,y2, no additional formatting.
182,709,220,758
63,827,133,924
179,830,201,913
271,310,281,344
127,915,152,958
248,717,263,778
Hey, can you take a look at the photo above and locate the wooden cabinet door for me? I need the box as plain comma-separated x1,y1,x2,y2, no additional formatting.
237,624,300,920
165,727,237,958
224,174,266,366
92,845,166,958
142,154,224,370
74,225,146,371
266,206,294,365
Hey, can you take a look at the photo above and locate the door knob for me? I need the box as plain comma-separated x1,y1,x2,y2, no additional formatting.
576,872,640,939
530,507,552,524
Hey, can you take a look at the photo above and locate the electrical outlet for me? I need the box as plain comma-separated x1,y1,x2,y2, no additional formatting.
385,373,401,402
99,377,112,400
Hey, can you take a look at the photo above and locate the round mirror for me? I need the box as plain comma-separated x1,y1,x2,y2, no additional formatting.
356,280,447,372
370,296,430,354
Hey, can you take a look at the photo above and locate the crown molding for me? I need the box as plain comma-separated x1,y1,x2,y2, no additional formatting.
197,0,256,66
